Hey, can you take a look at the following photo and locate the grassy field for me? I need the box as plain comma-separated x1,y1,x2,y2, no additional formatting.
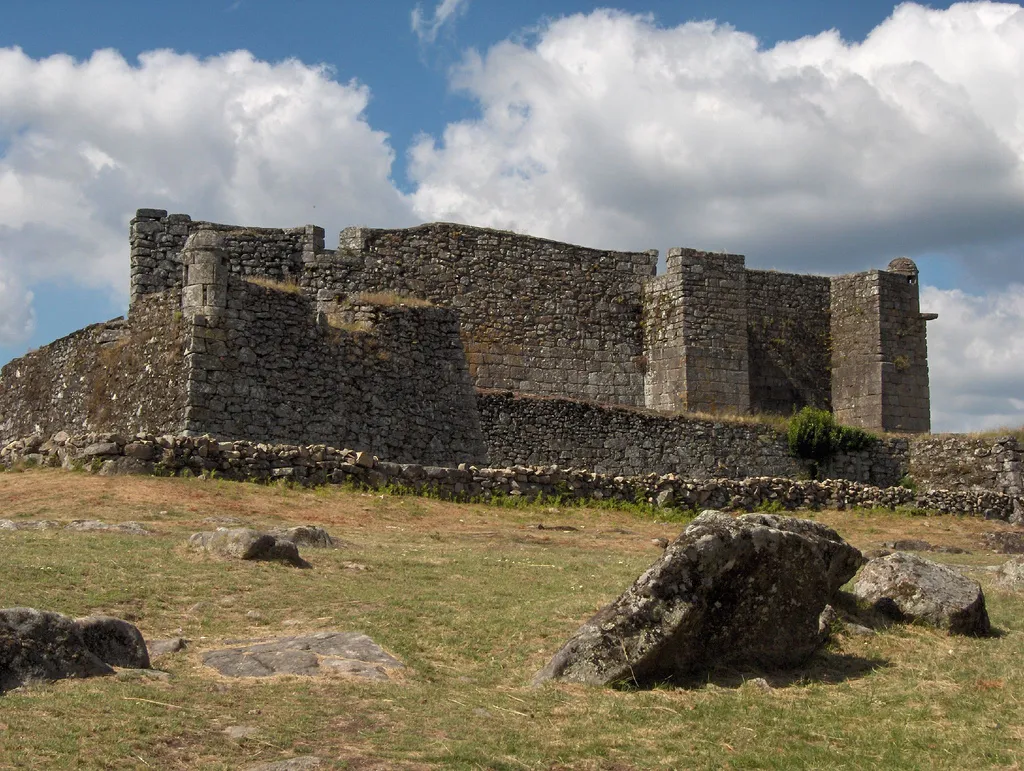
1,468,1023,769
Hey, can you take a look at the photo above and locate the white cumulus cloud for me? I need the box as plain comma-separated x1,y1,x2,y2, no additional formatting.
412,0,471,45
410,3,1024,282
0,46,413,338
0,269,34,345
923,285,1024,432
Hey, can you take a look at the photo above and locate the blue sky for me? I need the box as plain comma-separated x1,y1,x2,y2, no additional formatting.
1,0,1023,431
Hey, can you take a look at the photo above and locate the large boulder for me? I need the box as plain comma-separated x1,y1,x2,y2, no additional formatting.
852,552,990,636
0,608,150,693
533,511,863,687
188,528,310,567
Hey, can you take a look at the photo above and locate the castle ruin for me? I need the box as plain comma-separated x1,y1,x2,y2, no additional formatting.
0,208,934,468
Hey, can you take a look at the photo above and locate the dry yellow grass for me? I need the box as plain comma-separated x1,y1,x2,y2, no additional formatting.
243,275,303,294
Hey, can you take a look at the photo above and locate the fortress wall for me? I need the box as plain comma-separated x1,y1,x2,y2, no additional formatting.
745,270,832,415
909,435,1022,497
183,273,486,465
0,295,189,445
478,390,907,486
322,223,658,407
130,209,323,304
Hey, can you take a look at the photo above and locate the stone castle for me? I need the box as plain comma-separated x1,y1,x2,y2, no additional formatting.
0,208,934,471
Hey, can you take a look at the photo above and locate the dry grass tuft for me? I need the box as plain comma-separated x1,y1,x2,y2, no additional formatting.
243,276,303,294
354,291,433,308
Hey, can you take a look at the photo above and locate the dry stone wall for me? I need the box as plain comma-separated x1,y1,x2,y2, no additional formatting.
2,432,1018,522
478,390,907,487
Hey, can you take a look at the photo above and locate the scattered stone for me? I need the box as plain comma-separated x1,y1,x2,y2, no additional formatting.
342,562,369,571
852,552,991,636
246,758,324,771
202,516,247,527
0,519,61,531
270,525,338,549
64,520,152,536
651,537,669,549
202,632,404,682
354,451,375,469
536,524,579,532
744,677,773,692
147,637,189,659
116,668,171,682
994,557,1024,589
223,726,260,740
0,608,150,692
885,539,934,552
818,604,840,640
882,539,969,555
533,511,863,687
983,531,1024,554
188,528,310,567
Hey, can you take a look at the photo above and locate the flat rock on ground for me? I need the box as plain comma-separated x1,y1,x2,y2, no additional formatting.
852,552,990,636
0,608,150,692
246,758,324,770
533,510,863,687
203,632,404,682
188,528,310,567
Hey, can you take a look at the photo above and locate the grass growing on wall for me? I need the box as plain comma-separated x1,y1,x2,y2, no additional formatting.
354,291,433,308
243,276,303,294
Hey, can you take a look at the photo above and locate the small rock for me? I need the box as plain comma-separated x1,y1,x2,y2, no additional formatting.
745,677,773,692
188,528,310,567
223,726,260,740
81,442,120,458
852,552,990,636
65,520,151,536
148,637,188,659
270,525,338,549
354,451,375,469
246,758,324,771
995,556,1024,589
885,539,934,552
651,537,669,549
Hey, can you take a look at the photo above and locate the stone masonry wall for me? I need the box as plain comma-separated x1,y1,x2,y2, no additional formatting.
830,271,884,429
674,249,749,414
308,223,658,407
910,435,1023,497
878,271,931,432
478,390,907,486
0,295,189,445
183,265,486,466
746,270,832,415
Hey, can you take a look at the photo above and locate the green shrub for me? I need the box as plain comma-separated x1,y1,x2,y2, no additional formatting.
787,407,876,462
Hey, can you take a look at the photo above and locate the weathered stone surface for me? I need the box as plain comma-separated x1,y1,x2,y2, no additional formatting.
533,511,857,687
202,632,403,682
852,552,990,636
188,528,310,567
0,608,149,693
75,616,150,669
269,525,337,549
994,557,1024,590
738,513,863,594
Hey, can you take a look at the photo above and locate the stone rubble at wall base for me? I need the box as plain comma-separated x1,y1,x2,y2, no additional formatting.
2,432,1020,522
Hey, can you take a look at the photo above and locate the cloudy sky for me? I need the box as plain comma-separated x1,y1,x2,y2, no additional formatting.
1,0,1023,432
